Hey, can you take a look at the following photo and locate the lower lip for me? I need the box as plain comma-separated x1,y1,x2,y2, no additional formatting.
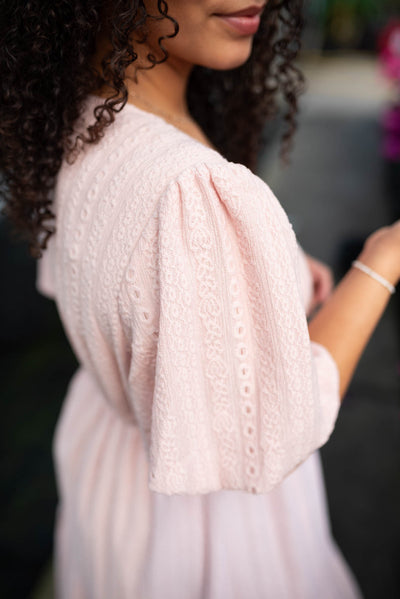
215,14,261,36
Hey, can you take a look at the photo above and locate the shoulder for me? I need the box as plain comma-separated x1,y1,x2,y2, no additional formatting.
88,98,272,198
73,95,275,208
57,96,296,267
158,157,295,251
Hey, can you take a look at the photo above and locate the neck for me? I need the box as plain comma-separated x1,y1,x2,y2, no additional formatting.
90,34,218,149
91,28,194,119
125,50,194,120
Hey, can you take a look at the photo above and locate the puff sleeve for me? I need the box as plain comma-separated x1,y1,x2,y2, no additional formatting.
147,160,340,495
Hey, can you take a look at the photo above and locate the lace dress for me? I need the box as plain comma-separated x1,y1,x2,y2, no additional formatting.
37,95,363,599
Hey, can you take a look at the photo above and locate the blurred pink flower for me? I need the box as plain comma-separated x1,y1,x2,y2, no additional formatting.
378,20,400,83
382,105,400,161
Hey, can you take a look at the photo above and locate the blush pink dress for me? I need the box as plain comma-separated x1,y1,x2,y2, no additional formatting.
37,95,363,599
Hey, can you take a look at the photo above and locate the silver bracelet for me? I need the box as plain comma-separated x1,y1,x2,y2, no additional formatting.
351,260,396,295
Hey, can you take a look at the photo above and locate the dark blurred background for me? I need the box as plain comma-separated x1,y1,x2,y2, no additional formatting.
1,0,400,597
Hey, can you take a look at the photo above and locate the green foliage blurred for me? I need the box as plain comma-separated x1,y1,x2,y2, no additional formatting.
308,0,397,21
305,0,399,51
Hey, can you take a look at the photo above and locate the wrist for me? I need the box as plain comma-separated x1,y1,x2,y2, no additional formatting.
352,260,396,295
357,247,400,288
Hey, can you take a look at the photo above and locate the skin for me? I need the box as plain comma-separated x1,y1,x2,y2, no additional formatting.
95,1,400,399
96,1,267,146
309,229,400,397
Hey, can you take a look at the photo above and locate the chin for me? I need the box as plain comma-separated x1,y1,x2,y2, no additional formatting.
200,42,253,71
209,54,252,70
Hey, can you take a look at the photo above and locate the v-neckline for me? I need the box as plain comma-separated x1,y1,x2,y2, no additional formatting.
124,100,218,152
88,94,218,152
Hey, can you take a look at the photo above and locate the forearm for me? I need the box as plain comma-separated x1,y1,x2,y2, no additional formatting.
308,252,395,399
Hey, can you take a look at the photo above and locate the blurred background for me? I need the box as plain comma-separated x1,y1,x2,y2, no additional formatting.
1,1,400,597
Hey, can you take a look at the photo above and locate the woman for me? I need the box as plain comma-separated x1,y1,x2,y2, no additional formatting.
1,1,399,597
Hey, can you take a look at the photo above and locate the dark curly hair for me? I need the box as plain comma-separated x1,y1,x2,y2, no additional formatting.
0,0,305,258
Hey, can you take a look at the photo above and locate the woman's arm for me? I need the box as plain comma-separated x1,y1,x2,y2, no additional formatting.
308,222,400,399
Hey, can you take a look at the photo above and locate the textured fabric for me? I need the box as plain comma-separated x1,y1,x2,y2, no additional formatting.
37,95,363,598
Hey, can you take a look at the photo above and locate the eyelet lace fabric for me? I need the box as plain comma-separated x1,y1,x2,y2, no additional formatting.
131,161,341,496
36,96,363,599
